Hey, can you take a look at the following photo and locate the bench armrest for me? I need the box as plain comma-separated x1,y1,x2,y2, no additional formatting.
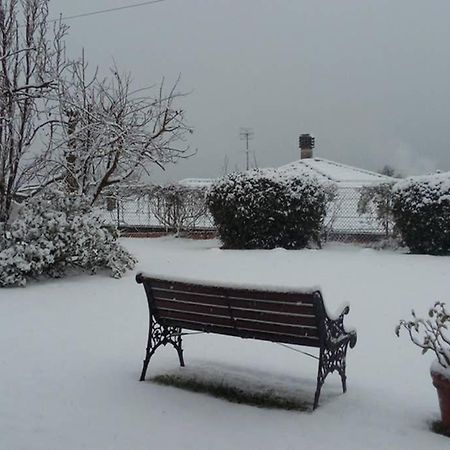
323,305,357,350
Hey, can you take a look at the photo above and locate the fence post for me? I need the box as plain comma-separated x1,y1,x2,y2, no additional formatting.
116,196,120,228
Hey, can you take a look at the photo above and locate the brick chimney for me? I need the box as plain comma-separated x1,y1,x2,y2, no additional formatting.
299,134,315,159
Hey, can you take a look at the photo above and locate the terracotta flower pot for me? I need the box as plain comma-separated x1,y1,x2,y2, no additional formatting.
431,370,450,432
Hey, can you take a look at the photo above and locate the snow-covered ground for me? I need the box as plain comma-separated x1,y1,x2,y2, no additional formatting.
1,237,449,449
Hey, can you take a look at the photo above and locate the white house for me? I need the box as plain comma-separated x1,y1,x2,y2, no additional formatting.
179,135,396,237
277,135,395,237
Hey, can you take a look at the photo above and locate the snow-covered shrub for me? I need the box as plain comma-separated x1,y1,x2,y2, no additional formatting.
392,172,450,255
0,190,136,287
396,302,450,376
207,170,327,249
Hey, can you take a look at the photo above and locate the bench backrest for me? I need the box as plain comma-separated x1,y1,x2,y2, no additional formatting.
137,275,326,348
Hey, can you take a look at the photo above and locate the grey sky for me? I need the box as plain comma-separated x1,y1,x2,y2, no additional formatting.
54,0,450,182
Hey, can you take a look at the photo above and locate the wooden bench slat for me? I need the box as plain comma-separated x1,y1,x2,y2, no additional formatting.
234,319,319,338
156,309,319,339
150,280,316,305
153,298,317,327
154,298,229,317
157,309,234,328
231,308,317,327
227,289,316,305
152,288,316,315
150,279,227,297
152,289,228,307
159,319,321,348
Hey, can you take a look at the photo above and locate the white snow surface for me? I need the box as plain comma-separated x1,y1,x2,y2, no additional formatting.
176,157,395,189
139,271,321,294
178,178,216,188
1,237,449,449
277,157,394,187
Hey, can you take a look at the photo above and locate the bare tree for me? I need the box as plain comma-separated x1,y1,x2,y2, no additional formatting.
357,182,395,237
53,58,192,204
149,184,210,234
0,1,193,226
379,164,402,178
0,0,67,224
321,185,341,241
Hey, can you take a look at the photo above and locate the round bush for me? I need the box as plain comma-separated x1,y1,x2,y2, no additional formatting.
392,173,450,255
207,170,327,249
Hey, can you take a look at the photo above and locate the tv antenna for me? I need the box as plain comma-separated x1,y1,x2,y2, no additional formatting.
239,127,254,171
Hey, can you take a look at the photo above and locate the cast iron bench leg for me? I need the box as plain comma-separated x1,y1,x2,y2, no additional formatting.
140,316,185,381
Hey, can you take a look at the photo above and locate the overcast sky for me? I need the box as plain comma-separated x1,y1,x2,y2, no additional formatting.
53,0,450,182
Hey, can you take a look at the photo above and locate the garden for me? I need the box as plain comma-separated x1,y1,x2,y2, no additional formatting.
2,167,450,449
1,236,449,449
1,1,449,448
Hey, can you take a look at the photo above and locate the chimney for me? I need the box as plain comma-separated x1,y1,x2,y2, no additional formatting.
299,134,315,159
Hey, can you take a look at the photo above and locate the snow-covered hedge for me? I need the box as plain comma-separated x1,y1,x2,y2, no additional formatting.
392,172,450,255
207,170,327,249
0,190,136,287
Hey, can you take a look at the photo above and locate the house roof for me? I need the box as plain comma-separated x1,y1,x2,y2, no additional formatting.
177,158,395,189
178,178,217,188
277,157,395,187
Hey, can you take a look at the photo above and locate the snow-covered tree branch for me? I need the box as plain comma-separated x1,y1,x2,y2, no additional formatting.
396,302,450,369
0,0,67,224
53,58,193,204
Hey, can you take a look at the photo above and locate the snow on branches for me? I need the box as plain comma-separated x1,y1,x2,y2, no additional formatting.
392,172,450,255
396,302,450,373
54,60,192,204
0,1,193,225
208,169,328,249
0,190,136,287
0,0,68,223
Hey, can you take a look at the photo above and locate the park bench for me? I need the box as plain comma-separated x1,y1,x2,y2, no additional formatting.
136,273,357,409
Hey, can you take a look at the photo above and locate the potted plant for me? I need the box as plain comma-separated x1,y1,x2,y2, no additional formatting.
396,302,450,432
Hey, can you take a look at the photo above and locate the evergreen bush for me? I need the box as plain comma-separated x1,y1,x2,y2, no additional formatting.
0,190,136,287
207,170,327,249
392,173,450,255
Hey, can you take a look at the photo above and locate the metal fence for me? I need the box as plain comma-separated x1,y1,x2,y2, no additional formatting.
98,186,392,242
322,186,392,242
98,192,214,232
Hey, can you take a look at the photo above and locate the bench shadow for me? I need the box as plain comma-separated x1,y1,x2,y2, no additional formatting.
150,360,342,412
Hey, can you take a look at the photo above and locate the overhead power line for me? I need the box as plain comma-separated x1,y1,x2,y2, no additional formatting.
50,0,165,24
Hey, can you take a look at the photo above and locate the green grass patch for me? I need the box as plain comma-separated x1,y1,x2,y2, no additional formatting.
152,374,310,411
431,420,450,438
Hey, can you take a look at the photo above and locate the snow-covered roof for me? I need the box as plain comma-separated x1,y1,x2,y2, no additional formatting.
277,158,395,187
177,158,395,189
178,178,216,188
